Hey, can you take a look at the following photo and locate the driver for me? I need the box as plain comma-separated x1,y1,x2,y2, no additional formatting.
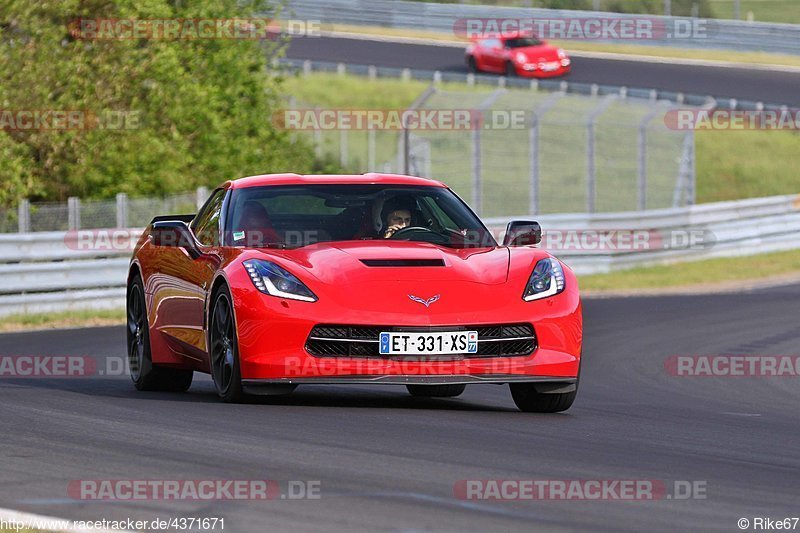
381,196,415,238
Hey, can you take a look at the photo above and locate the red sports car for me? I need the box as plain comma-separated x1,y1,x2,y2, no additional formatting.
466,33,571,78
127,173,582,412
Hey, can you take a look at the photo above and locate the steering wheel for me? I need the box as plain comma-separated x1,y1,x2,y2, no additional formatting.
389,226,449,244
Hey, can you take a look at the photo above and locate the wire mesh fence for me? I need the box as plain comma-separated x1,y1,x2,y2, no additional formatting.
1,191,203,233
286,80,697,218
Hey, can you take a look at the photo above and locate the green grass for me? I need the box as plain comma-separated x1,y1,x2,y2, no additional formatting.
579,248,800,291
0,308,125,332
696,129,800,203
708,0,800,23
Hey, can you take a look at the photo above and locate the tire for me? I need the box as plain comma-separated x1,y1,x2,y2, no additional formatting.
509,382,577,413
467,56,478,74
127,276,193,392
209,285,245,403
406,384,466,398
505,61,517,78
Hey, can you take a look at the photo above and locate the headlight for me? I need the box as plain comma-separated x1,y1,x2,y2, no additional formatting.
523,258,565,301
557,48,567,59
243,259,317,302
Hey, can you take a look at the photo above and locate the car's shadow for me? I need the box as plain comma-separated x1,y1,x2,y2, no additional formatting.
3,377,519,412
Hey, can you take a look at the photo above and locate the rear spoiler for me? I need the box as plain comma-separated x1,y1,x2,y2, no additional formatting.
149,214,195,225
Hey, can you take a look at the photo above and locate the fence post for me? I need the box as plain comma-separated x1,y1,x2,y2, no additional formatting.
339,128,348,168
637,104,666,211
528,118,539,216
585,95,617,213
403,127,410,174
116,193,128,228
67,197,81,230
688,130,696,205
528,91,563,216
368,129,376,172
17,199,30,233
637,126,647,212
471,122,481,215
401,84,437,175
586,121,596,213
674,132,695,207
196,186,209,210
313,106,322,158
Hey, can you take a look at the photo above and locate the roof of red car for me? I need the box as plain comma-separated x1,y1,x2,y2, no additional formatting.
227,173,448,189
472,31,542,41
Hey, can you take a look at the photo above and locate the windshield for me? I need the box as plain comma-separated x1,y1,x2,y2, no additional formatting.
224,184,496,249
505,37,543,48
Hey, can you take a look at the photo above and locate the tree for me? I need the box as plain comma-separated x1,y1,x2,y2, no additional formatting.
0,0,312,205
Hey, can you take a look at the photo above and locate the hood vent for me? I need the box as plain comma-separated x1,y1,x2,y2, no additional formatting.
360,259,445,267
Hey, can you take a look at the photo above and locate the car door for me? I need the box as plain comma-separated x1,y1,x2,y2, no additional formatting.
481,38,506,72
151,188,226,364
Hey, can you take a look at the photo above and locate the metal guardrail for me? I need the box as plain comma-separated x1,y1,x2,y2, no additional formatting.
0,194,798,317
286,0,800,56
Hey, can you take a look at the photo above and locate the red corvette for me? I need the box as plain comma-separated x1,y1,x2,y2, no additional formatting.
127,173,582,412
466,32,571,78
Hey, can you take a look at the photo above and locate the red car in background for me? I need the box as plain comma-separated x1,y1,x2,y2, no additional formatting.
127,173,582,412
466,32,571,78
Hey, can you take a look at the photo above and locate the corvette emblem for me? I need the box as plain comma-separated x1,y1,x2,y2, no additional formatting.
408,294,441,308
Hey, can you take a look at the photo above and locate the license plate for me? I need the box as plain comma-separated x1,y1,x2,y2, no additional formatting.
379,331,478,355
542,62,559,71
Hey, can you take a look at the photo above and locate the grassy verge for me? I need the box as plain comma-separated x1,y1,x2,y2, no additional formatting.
0,309,125,333
708,0,800,23
578,248,800,292
316,22,800,69
695,129,800,203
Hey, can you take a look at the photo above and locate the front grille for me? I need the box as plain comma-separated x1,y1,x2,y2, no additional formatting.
306,324,536,358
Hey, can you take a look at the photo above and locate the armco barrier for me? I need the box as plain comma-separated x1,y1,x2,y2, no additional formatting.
0,194,798,317
286,0,800,56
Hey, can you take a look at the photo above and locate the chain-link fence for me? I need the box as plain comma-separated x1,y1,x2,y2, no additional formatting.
287,79,697,218
1,190,204,233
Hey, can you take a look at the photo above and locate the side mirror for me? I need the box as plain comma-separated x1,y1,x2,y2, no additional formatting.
151,220,202,259
503,220,542,247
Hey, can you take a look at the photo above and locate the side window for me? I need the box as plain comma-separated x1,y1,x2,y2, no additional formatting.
192,189,225,246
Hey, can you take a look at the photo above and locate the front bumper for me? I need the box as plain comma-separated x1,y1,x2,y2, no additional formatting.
516,60,571,78
242,375,577,391
227,270,582,381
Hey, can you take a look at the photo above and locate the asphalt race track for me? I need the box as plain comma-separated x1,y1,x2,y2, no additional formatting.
286,36,800,107
2,284,799,531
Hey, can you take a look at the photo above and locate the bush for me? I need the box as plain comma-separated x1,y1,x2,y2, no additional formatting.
0,0,316,206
